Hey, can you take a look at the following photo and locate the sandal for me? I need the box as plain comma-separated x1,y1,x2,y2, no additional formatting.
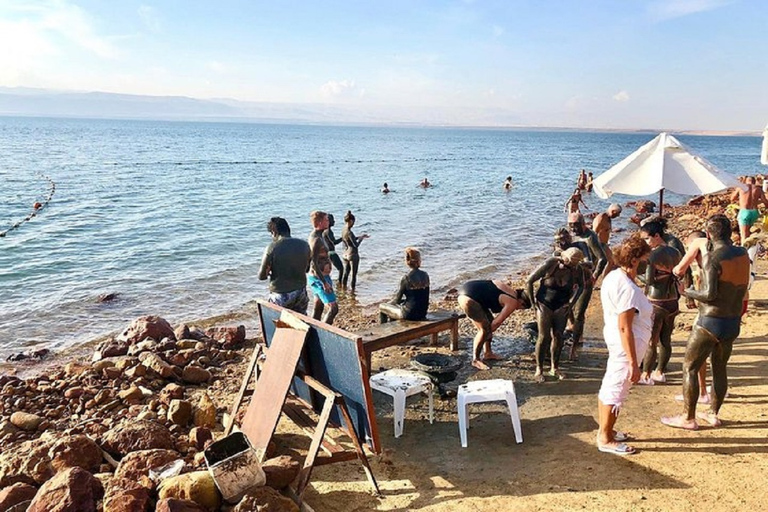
597,442,636,456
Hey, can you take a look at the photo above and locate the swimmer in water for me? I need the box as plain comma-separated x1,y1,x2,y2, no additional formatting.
420,177,431,188
503,176,513,191
382,182,390,194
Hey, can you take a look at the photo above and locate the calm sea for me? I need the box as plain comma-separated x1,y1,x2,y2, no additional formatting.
0,117,762,356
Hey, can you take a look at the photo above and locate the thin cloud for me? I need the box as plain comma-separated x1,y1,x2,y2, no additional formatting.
320,79,363,99
647,0,734,21
138,5,161,33
613,90,630,102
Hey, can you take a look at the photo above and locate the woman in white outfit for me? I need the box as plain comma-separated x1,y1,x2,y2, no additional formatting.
597,234,652,455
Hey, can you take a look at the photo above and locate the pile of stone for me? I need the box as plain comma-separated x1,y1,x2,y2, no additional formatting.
0,315,301,511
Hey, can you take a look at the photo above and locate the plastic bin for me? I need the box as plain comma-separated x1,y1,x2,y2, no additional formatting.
204,432,266,503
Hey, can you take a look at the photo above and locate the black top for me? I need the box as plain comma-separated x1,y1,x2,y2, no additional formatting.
391,269,430,320
258,236,311,293
458,280,514,313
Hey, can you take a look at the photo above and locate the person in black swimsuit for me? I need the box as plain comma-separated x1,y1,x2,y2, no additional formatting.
527,247,585,381
341,210,369,290
639,218,682,385
379,248,430,322
457,279,531,370
322,214,344,283
662,215,750,430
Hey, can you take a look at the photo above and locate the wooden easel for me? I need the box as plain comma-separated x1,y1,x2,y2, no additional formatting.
227,340,380,499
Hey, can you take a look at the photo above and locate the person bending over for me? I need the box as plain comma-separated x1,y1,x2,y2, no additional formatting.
457,280,531,371
379,248,430,322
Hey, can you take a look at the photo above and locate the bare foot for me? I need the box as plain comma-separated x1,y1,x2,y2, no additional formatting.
483,352,504,361
696,411,722,427
660,414,699,430
533,369,545,383
568,346,579,361
472,359,490,371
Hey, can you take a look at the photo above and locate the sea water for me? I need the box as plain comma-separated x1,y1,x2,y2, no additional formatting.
0,117,762,355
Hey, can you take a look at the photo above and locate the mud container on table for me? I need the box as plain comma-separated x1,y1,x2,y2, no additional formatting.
204,432,266,503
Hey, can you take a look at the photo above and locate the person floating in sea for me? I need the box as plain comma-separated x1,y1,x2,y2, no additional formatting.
308,210,338,324
662,214,750,430
586,172,594,193
638,218,682,386
577,169,588,190
503,176,513,191
457,279,531,370
258,217,311,315
565,188,588,214
420,177,432,188
322,214,344,283
731,175,766,244
341,210,370,291
379,247,430,323
381,182,390,194
527,247,584,381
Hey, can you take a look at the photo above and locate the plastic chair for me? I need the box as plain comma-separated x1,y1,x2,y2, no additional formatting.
457,379,523,448
370,369,434,437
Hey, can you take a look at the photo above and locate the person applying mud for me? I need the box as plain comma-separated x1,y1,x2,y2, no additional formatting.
341,210,369,291
258,217,311,314
730,176,766,244
379,248,430,322
662,214,750,430
322,213,344,283
638,218,682,385
527,247,585,381
567,212,607,359
457,280,531,371
308,210,338,324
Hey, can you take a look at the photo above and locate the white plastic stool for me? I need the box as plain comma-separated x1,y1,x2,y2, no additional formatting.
370,369,434,437
457,379,523,448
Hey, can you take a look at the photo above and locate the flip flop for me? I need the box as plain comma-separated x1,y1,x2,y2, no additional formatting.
597,442,636,456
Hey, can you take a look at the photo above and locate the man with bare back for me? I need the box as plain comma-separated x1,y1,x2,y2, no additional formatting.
731,176,766,243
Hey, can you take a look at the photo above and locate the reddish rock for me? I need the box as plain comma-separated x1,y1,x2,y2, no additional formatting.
232,486,298,512
48,435,103,472
101,421,174,457
10,412,43,431
117,316,176,346
181,366,211,385
262,456,300,490
114,449,180,484
27,467,103,512
174,324,192,341
102,477,151,512
159,384,185,405
156,498,208,512
188,428,212,450
0,482,38,510
138,352,175,378
0,439,54,486
168,400,192,426
205,326,246,349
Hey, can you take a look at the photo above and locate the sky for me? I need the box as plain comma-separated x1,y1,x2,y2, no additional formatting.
0,0,766,130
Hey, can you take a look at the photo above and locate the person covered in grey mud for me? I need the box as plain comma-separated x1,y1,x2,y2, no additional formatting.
638,218,682,385
379,247,430,323
341,210,369,291
661,214,750,431
527,247,585,382
308,210,338,324
258,217,311,314
567,212,607,359
322,213,344,283
457,280,531,371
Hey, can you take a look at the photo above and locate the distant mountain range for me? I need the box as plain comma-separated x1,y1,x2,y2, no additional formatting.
0,87,760,135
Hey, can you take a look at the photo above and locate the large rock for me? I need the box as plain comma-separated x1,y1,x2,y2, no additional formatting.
159,384,185,405
181,366,211,385
102,477,151,512
158,471,220,512
101,421,174,457
262,456,300,490
10,412,43,431
193,393,216,429
0,482,38,510
156,498,208,512
27,467,103,512
117,316,176,345
0,439,54,486
114,449,180,483
138,352,175,379
168,400,192,426
48,435,103,472
205,326,246,349
232,486,299,512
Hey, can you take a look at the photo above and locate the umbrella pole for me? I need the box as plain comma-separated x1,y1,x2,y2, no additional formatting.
659,188,664,217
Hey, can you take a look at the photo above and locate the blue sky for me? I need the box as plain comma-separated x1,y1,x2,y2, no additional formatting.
0,0,766,130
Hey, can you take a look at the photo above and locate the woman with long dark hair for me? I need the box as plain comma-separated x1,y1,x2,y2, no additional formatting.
341,210,369,290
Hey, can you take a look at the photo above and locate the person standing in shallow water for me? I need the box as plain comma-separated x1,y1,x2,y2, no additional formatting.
341,210,369,291
565,188,588,214
661,214,750,431
308,210,338,324
379,248,430,323
322,214,344,283
457,280,531,370
258,217,311,314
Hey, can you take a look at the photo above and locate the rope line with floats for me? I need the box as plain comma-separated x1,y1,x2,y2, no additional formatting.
0,174,56,238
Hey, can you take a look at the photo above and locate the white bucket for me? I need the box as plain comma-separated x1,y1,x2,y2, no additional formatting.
204,432,266,504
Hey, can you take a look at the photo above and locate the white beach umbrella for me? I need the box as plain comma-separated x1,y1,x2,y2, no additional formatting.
761,123,768,166
593,132,744,216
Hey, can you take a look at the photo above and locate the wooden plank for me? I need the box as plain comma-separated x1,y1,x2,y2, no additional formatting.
224,344,263,436
241,311,309,462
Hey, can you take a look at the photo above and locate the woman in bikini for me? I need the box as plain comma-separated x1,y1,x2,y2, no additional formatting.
457,279,531,370
526,247,585,381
